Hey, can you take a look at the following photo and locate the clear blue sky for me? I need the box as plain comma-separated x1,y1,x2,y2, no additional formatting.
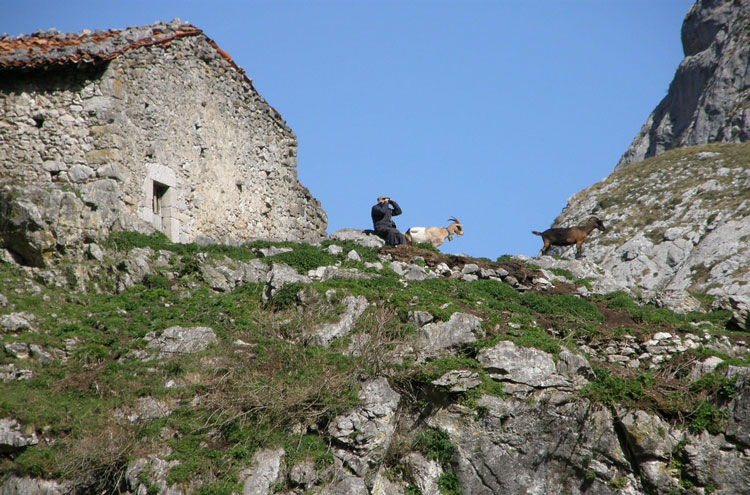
3,1,695,259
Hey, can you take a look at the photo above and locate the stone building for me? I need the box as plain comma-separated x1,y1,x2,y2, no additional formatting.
0,19,327,265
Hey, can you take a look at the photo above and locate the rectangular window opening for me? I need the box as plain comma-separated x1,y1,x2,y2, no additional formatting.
153,182,168,215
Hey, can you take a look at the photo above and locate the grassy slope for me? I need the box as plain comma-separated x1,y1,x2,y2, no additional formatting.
0,232,745,493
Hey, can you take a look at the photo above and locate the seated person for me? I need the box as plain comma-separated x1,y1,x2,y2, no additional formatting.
371,196,407,246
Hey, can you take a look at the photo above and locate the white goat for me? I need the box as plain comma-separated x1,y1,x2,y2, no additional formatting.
404,217,464,248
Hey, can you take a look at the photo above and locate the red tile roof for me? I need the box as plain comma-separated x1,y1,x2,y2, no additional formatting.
0,19,247,81
0,19,281,119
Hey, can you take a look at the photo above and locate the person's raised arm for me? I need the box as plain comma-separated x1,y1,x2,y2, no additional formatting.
389,199,402,216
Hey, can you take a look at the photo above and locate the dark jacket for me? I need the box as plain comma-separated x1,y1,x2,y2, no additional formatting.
371,200,402,231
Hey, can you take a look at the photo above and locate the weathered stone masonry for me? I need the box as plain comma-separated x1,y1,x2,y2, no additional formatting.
0,19,327,265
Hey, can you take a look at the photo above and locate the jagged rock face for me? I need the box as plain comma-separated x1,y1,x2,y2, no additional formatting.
550,143,750,308
616,0,750,169
431,397,631,495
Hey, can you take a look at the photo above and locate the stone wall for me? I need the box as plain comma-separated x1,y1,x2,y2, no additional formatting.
0,65,105,184
0,21,327,260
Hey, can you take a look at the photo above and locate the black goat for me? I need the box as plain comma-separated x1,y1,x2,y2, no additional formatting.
532,217,605,258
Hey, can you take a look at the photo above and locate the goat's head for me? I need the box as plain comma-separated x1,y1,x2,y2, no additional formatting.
588,217,606,232
447,217,464,237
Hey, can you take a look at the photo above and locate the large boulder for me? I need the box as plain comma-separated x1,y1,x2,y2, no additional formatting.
0,184,152,268
200,257,270,292
477,340,584,394
415,312,484,362
240,448,285,495
0,476,70,495
329,229,385,249
312,295,370,347
327,378,400,477
726,378,750,448
428,396,633,494
0,418,38,454
144,326,217,359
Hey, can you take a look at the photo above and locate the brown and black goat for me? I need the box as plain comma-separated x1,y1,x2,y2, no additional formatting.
532,217,605,258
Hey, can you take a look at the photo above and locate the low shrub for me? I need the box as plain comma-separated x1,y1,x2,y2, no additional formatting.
413,242,440,253
690,372,737,402
413,429,461,494
414,429,455,467
580,367,654,407
688,401,726,435
438,471,461,495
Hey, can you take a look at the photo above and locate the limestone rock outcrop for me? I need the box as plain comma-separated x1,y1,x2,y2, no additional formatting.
549,143,750,315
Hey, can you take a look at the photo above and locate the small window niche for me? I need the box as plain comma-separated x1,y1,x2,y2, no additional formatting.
142,164,179,242
152,181,169,232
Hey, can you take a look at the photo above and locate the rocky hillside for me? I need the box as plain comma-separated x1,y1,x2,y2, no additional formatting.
546,0,750,371
550,142,750,331
616,0,750,169
1,229,750,494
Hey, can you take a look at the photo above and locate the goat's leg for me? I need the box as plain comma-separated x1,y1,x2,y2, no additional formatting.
575,241,584,258
541,240,550,255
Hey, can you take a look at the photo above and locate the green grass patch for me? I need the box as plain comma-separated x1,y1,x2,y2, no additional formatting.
507,327,561,356
601,291,730,329
438,471,461,495
413,429,462,494
105,231,257,262
522,292,604,323
549,268,574,280
260,243,338,273
580,367,654,407
412,242,440,253
689,372,737,402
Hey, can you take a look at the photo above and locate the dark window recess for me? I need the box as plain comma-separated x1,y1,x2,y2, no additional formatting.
153,182,168,215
